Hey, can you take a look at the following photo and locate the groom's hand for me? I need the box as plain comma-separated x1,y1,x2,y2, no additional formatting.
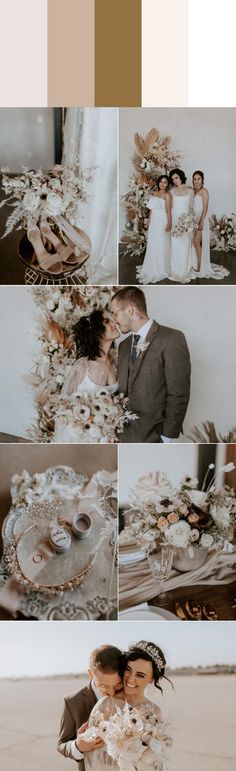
76,723,104,753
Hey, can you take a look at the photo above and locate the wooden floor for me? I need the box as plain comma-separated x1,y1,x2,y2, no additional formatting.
119,245,236,285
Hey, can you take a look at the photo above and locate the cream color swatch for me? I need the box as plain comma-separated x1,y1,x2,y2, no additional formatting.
142,0,188,105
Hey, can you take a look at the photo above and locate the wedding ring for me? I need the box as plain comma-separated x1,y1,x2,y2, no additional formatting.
48,526,71,553
33,554,43,564
72,513,92,539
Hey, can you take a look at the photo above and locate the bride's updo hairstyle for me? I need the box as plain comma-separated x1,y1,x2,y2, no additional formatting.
157,174,169,190
125,640,173,693
169,168,187,186
192,170,204,185
73,309,107,360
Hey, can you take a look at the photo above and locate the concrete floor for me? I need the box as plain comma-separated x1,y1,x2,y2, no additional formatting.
0,675,235,770
119,246,235,286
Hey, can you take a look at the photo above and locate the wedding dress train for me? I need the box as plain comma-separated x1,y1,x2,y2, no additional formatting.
190,194,229,280
54,359,118,443
138,196,171,283
169,193,193,283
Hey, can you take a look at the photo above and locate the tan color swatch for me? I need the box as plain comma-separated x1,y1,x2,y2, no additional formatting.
95,0,141,106
48,0,95,106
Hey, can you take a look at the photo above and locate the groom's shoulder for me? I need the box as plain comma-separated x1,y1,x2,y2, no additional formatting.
157,323,186,342
65,683,91,708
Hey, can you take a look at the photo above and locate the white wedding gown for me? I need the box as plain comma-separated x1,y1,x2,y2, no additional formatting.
54,359,118,443
84,697,164,771
190,193,229,280
169,192,193,282
138,196,171,283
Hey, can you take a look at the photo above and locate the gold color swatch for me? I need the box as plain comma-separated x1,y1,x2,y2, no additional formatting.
95,0,141,106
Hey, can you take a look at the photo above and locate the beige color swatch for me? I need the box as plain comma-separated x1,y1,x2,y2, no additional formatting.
48,0,95,106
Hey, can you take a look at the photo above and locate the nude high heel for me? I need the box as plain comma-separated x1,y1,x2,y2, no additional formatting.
27,225,63,275
40,220,79,266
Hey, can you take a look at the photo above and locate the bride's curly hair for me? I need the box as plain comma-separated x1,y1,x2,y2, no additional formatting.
169,168,187,186
123,641,173,693
73,310,107,360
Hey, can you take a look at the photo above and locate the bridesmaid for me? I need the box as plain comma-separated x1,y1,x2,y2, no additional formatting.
138,174,172,284
191,170,229,279
169,168,194,282
192,170,209,272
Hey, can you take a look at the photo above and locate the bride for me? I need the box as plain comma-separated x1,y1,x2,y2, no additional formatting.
54,310,119,442
169,168,194,283
138,175,172,284
191,170,230,280
84,640,172,770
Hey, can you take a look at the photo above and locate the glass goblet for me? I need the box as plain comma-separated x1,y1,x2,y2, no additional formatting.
146,543,173,606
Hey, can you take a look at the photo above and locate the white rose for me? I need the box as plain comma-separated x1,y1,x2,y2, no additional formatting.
46,192,62,215
189,528,200,542
186,490,208,507
133,471,177,506
210,504,231,529
165,520,191,548
200,533,214,548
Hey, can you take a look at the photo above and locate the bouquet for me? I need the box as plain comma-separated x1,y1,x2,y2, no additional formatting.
209,214,236,252
0,163,92,238
172,212,198,238
84,701,172,771
125,463,236,550
53,392,138,444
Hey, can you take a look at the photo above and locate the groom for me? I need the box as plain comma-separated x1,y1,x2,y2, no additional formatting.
111,286,191,443
57,645,123,769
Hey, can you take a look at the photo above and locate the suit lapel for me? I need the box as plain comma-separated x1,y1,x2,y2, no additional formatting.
131,321,160,384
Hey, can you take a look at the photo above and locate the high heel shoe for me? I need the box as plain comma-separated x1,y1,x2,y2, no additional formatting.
40,220,79,266
27,225,63,275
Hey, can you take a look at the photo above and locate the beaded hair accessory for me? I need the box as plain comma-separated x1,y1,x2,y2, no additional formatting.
130,641,165,672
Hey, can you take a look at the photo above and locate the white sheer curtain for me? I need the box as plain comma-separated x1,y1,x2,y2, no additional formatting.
63,108,117,284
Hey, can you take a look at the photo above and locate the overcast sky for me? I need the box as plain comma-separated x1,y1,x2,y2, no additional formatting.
0,621,235,678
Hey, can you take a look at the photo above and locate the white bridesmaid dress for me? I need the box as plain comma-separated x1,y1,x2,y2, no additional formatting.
170,192,193,282
191,193,229,280
138,196,171,283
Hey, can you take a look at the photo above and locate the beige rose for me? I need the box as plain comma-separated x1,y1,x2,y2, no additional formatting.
157,516,168,529
167,512,179,523
188,513,199,524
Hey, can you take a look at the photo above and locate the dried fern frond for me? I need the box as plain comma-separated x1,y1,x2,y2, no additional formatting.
143,128,160,154
134,132,146,156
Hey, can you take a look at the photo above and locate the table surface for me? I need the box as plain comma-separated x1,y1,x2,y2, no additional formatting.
149,580,236,621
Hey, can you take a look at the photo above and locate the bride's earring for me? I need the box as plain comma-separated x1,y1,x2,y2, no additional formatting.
48,525,72,553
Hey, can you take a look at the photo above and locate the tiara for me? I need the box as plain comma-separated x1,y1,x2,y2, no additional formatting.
130,641,165,672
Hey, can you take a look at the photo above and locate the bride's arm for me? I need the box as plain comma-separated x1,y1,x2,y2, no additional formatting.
189,188,194,213
61,358,87,396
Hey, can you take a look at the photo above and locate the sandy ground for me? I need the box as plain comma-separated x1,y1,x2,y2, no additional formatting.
0,675,235,770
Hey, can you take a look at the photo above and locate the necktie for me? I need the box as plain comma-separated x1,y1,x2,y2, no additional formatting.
131,334,140,362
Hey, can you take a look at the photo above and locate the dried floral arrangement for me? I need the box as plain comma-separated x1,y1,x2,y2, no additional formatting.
210,214,236,252
24,287,118,441
124,466,236,550
188,421,236,444
83,701,173,771
121,128,181,260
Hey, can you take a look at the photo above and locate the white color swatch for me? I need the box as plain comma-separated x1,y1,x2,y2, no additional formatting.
189,0,236,105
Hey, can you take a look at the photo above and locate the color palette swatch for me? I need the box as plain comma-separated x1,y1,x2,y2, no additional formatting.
0,1,234,107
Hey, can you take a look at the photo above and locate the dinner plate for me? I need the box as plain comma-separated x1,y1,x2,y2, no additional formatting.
119,549,146,565
119,606,178,621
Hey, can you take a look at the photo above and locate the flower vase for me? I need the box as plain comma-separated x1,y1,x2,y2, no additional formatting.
172,545,208,572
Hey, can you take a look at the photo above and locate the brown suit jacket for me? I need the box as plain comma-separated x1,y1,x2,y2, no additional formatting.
57,682,97,769
118,321,191,442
